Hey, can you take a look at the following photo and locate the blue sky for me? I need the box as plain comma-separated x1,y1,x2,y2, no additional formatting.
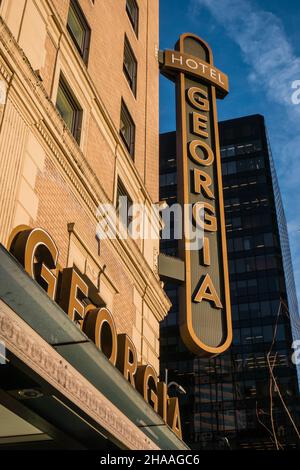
159,0,300,306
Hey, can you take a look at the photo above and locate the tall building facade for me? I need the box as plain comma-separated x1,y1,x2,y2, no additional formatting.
160,115,300,450
0,0,187,450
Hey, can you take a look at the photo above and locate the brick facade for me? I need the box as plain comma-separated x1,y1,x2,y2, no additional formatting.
0,0,168,375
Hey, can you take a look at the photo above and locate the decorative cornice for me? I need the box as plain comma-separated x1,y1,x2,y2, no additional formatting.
0,299,158,450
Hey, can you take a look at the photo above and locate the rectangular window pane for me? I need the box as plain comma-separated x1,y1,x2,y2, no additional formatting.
56,86,75,131
126,0,139,35
123,36,137,95
56,76,82,144
68,5,85,49
120,100,135,158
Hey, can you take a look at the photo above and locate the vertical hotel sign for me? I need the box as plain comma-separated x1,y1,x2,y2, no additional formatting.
160,34,232,356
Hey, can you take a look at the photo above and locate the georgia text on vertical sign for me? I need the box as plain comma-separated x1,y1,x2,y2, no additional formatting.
160,34,232,356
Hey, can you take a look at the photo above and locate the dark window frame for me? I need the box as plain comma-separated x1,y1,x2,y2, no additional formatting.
123,35,137,97
120,100,135,159
126,0,139,36
67,0,91,64
56,74,83,144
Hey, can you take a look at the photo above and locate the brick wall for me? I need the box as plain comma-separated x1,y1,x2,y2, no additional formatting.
0,0,167,376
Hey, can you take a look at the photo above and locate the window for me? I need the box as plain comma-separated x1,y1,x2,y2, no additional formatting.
266,254,277,269
263,325,273,342
116,178,133,231
160,172,177,187
276,324,286,342
236,280,247,295
67,0,91,63
243,237,252,250
239,303,249,320
200,385,211,403
123,36,137,96
260,300,271,317
249,302,260,317
225,128,234,140
227,147,235,157
234,238,243,251
256,255,266,271
264,233,275,247
220,141,263,159
126,0,139,35
227,161,237,174
227,238,234,253
120,100,135,158
252,326,263,343
247,279,258,294
241,328,251,344
245,257,255,272
56,75,82,144
231,217,241,229
233,329,241,345
236,259,245,274
166,309,177,326
228,259,235,275
242,124,253,137
231,304,239,321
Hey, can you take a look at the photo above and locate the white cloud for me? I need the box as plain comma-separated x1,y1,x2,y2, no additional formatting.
193,0,300,109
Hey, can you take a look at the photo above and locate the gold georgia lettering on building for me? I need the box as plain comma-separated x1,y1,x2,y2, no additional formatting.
6,226,182,438
116,334,138,387
167,397,182,440
189,139,214,166
7,226,59,300
60,267,88,325
187,83,222,311
187,86,210,111
157,381,168,422
203,237,211,266
83,306,118,366
135,365,159,413
192,112,209,138
192,201,217,232
193,168,215,199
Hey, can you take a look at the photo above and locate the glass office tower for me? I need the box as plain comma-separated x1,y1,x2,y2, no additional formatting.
159,115,300,450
